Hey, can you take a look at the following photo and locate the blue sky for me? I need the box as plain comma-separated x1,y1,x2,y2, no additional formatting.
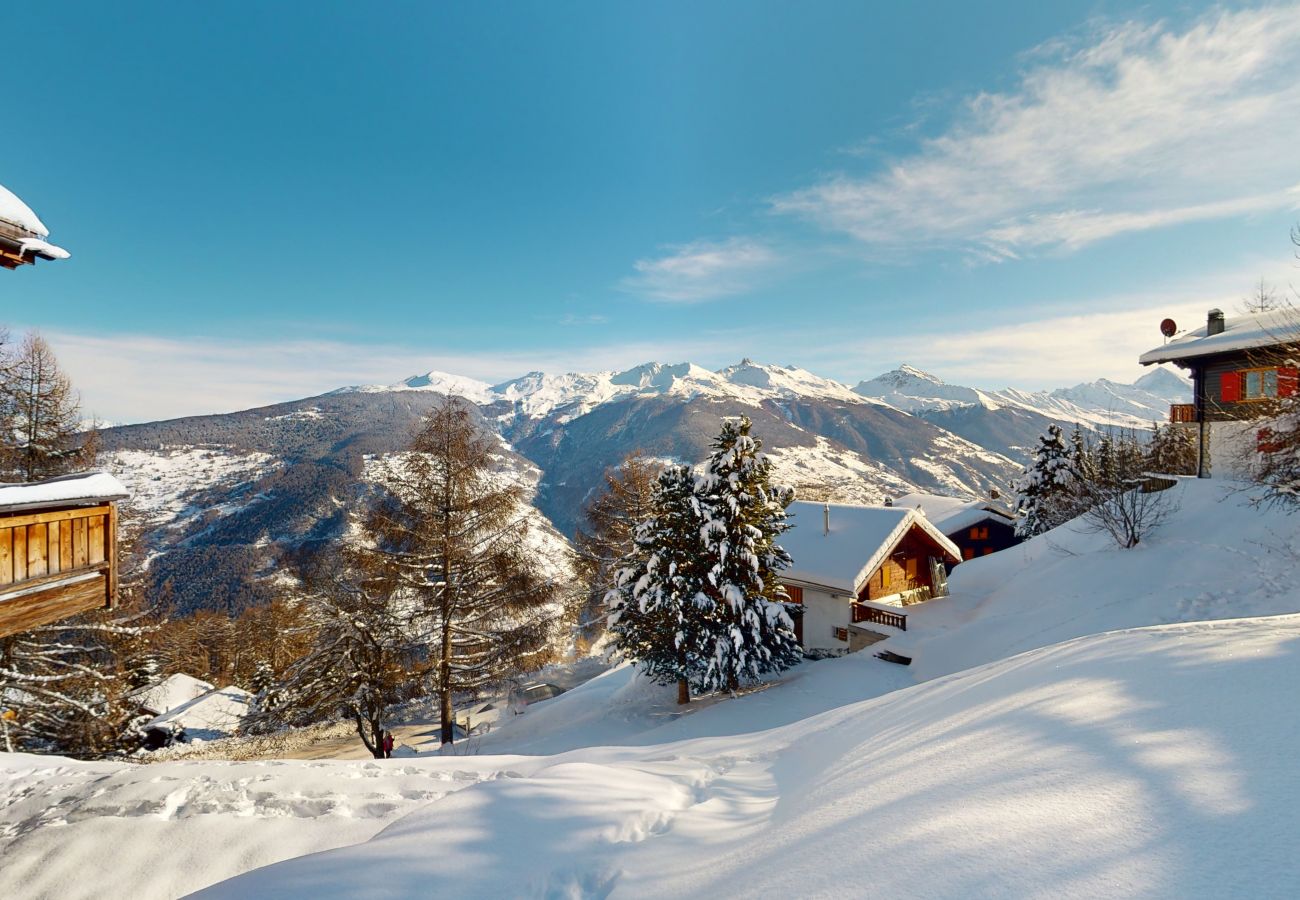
5,1,1300,422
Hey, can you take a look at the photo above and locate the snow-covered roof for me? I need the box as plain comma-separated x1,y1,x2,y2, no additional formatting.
1139,309,1300,366
781,500,961,594
131,673,216,717
0,182,48,236
0,472,128,514
18,236,70,261
892,492,1016,535
145,685,252,740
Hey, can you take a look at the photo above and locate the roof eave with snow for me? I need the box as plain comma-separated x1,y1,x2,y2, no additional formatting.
1139,311,1300,366
0,471,129,514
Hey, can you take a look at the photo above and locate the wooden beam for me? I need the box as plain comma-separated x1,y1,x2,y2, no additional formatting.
0,575,107,638
0,504,108,532
107,504,118,608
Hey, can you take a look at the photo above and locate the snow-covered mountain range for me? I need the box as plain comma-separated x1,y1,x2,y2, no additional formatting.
99,358,1188,615
348,358,1188,434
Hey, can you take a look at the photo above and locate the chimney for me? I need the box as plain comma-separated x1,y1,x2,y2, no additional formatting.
1207,308,1225,336
883,496,893,507
823,502,830,536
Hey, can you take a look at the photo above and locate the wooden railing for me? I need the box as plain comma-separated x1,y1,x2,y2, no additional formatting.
1170,403,1197,423
851,602,907,631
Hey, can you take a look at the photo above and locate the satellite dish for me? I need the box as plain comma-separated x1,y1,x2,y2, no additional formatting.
1160,318,1177,338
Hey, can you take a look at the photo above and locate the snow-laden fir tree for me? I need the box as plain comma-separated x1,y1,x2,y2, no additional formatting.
1147,423,1198,476
1014,424,1078,537
692,416,801,692
606,465,713,705
368,398,562,745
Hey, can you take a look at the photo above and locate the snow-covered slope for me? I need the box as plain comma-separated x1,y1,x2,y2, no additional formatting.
5,480,1299,898
194,616,1300,900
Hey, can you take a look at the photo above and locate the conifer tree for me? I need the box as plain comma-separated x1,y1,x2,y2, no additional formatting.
693,417,801,692
368,398,560,745
1147,423,1197,475
1014,424,1078,537
1,333,96,482
606,465,712,704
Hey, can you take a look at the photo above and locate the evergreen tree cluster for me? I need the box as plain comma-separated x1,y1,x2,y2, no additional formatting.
1015,424,1181,546
606,417,801,703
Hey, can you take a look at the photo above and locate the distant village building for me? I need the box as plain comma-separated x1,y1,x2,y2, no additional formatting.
141,684,253,749
132,673,216,718
779,500,961,654
0,182,70,270
1140,308,1298,478
0,472,128,638
890,492,1019,562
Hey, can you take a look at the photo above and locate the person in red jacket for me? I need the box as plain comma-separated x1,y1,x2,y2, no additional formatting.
382,730,395,759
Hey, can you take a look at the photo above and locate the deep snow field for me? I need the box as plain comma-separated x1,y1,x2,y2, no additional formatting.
3,479,1299,899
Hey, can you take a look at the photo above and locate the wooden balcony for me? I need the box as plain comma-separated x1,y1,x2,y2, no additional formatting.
0,473,127,638
1170,403,1197,424
851,602,907,631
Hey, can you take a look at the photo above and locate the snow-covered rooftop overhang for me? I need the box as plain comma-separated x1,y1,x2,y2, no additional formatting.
18,236,70,260
0,181,69,264
0,471,129,514
1139,310,1300,366
892,492,1016,534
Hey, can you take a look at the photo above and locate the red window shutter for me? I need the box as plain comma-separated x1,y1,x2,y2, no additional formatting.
1220,371,1241,402
1279,367,1298,398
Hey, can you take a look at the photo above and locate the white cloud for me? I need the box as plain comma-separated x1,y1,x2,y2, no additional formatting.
862,260,1300,388
622,237,778,302
773,6,1300,258
557,313,610,326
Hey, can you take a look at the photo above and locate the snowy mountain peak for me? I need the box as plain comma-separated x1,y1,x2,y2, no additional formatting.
897,364,944,384
398,371,494,402
854,367,989,412
1134,367,1193,401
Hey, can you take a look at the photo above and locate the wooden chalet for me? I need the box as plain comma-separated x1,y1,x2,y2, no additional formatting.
779,500,962,653
891,491,1019,562
1140,308,1298,477
0,472,128,638
0,182,70,270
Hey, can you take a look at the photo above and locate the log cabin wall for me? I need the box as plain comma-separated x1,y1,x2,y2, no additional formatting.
861,529,941,602
0,502,117,637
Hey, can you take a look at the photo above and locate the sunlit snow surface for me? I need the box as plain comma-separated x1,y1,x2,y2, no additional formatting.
4,480,1299,899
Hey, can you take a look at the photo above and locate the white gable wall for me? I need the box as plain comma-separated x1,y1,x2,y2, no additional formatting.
798,583,853,652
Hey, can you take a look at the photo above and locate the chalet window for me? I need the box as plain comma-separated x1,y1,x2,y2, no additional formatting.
904,557,917,579
833,626,848,642
1243,368,1278,400
1224,367,1297,402
881,566,890,589
784,584,804,604
962,547,975,560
